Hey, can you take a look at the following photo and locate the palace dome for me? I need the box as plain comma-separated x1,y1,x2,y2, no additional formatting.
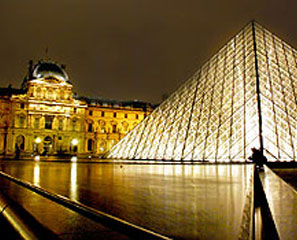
32,61,68,81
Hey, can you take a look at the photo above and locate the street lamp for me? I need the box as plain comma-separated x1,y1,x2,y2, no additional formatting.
71,138,78,146
34,137,41,157
71,138,78,157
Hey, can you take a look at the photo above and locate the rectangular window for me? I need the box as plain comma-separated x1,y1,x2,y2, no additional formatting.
136,114,139,119
72,120,76,131
101,111,105,117
113,112,117,118
89,110,93,116
45,116,53,129
73,108,77,113
19,116,25,128
112,124,117,133
34,118,39,129
125,113,128,118
58,119,63,130
20,103,25,109
88,123,93,132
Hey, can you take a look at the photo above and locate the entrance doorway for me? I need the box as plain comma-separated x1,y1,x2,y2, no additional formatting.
43,136,52,155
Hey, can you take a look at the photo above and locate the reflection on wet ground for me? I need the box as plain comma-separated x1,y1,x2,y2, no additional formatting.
0,161,253,240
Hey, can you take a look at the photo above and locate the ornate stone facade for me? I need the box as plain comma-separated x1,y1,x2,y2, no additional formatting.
0,60,154,158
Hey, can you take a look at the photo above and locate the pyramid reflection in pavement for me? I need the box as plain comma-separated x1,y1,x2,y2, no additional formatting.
106,22,297,162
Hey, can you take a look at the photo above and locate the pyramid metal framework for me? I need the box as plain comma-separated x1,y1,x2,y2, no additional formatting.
107,22,297,162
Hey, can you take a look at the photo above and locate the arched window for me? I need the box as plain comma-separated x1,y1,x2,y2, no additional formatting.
43,136,53,155
16,135,25,151
99,140,106,152
98,120,106,133
110,121,117,133
121,121,129,133
112,124,117,133
87,139,94,152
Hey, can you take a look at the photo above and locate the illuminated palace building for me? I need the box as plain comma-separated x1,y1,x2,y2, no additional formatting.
107,22,297,162
0,61,154,158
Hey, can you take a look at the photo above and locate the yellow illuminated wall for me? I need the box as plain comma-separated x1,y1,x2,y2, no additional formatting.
0,61,153,158
106,22,297,162
84,105,152,155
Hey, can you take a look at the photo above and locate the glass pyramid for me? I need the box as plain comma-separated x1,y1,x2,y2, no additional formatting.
106,22,297,162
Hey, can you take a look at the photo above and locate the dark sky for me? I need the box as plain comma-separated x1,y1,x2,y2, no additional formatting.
0,0,297,103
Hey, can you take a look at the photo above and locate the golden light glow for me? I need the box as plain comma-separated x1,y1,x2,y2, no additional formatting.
0,60,152,159
71,139,78,146
33,163,40,185
107,22,297,162
70,162,78,200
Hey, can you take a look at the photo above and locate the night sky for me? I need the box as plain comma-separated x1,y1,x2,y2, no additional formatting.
0,0,297,104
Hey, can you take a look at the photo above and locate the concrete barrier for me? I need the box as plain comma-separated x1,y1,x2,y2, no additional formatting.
260,166,297,240
238,165,254,240
0,170,171,240
0,190,58,240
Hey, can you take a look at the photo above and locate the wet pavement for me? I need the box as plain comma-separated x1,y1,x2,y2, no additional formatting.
0,175,131,240
0,160,253,240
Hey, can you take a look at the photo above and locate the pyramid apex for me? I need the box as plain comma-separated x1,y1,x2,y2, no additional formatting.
106,21,297,162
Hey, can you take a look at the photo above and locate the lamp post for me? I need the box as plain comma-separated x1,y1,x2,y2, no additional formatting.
71,138,78,152
71,138,78,162
34,137,41,161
